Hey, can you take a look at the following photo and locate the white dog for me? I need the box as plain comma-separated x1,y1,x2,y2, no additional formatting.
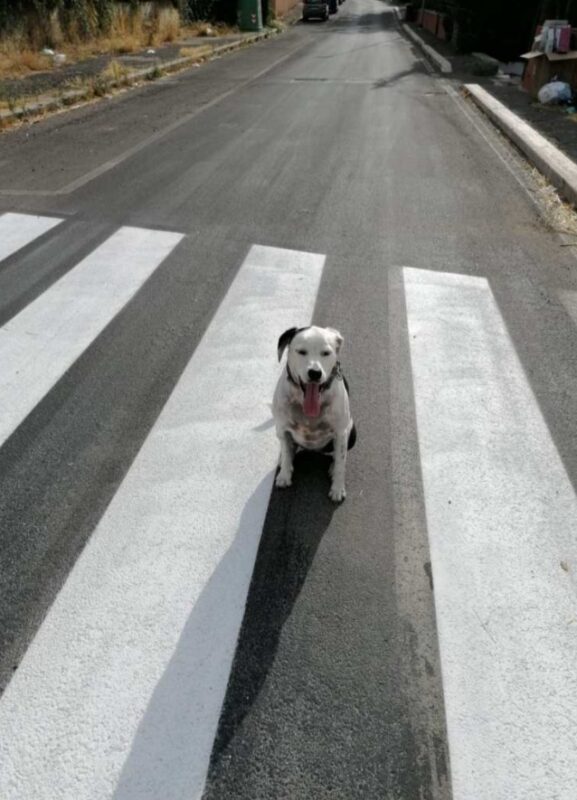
273,326,356,502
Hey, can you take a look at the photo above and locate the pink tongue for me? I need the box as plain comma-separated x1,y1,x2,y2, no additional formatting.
303,383,321,418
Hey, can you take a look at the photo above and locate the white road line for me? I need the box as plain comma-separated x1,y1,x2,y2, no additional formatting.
404,267,577,800
0,212,62,261
0,226,183,450
0,244,324,800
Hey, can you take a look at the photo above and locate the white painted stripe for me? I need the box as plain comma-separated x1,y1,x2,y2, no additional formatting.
0,245,324,800
0,212,62,261
404,267,577,800
0,226,183,449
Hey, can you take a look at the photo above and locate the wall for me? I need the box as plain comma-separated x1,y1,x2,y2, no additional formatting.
270,0,300,16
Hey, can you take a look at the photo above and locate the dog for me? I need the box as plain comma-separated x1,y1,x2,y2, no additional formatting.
273,325,356,502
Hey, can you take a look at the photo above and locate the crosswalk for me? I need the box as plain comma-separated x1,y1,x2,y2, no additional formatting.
0,213,576,799
0,213,325,799
0,223,183,449
0,213,62,262
405,268,577,800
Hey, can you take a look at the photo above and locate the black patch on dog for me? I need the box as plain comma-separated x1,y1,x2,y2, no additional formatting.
348,423,357,450
277,326,309,362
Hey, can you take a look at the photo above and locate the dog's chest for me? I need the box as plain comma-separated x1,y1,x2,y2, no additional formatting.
287,400,334,448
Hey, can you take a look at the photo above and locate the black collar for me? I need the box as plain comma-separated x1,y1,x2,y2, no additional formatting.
286,362,342,392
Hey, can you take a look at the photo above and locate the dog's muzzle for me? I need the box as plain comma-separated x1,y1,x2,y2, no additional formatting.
287,363,343,419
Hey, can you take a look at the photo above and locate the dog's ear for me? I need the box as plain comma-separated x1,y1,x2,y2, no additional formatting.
326,328,344,354
277,327,299,362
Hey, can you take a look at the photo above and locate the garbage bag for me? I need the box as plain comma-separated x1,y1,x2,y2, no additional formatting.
538,81,572,105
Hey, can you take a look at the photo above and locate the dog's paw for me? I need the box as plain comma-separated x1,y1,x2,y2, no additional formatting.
276,472,293,489
329,484,346,503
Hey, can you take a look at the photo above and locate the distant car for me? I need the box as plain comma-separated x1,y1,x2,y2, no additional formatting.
302,0,329,20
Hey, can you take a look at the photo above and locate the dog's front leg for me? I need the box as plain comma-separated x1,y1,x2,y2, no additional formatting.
276,431,294,488
329,432,348,502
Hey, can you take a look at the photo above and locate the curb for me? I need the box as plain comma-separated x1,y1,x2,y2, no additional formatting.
465,83,577,208
0,28,279,124
393,10,452,74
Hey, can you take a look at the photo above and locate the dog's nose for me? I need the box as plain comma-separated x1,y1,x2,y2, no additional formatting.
308,368,322,382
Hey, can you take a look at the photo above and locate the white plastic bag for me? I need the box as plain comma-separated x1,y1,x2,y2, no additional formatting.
538,81,572,104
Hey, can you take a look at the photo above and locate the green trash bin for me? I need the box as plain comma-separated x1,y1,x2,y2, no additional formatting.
238,0,263,31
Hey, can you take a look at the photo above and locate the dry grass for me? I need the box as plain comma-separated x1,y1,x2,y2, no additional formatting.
179,45,212,60
100,58,131,83
532,167,577,237
0,37,54,78
153,10,181,44
0,9,245,129
179,46,200,58
0,7,228,81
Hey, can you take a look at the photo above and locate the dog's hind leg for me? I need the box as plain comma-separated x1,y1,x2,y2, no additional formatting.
276,431,295,488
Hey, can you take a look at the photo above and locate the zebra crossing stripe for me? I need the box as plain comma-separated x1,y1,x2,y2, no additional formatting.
0,212,63,262
0,225,183,450
404,268,577,800
0,244,325,800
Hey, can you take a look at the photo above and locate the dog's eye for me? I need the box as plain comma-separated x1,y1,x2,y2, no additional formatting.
321,351,331,357
297,349,307,356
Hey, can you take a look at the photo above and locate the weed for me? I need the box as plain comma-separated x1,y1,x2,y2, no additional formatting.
178,46,211,59
147,65,163,81
90,75,108,97
100,58,130,83
0,85,22,113
153,9,181,45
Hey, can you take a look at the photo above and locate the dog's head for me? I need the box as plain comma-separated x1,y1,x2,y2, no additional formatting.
277,325,343,417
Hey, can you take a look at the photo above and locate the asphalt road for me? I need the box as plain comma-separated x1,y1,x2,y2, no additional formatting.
2,2,577,799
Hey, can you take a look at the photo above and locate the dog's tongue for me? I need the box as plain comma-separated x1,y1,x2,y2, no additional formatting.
303,383,321,418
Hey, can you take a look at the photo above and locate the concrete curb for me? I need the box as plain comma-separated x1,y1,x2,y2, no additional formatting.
394,11,452,74
465,83,577,208
0,28,279,124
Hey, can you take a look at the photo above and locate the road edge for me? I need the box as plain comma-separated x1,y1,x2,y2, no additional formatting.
393,7,452,74
464,83,577,208
0,26,288,126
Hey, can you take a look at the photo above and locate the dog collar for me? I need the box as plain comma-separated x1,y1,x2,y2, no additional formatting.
286,362,342,392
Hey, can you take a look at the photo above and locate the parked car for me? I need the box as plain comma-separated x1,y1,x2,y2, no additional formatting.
302,0,329,20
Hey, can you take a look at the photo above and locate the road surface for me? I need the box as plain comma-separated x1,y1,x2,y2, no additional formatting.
1,2,577,798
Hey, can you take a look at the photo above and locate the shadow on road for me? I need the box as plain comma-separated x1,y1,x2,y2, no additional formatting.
372,63,427,89
109,454,335,799
207,451,336,769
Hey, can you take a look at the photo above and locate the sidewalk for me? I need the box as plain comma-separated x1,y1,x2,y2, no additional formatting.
400,16,577,204
0,19,294,124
